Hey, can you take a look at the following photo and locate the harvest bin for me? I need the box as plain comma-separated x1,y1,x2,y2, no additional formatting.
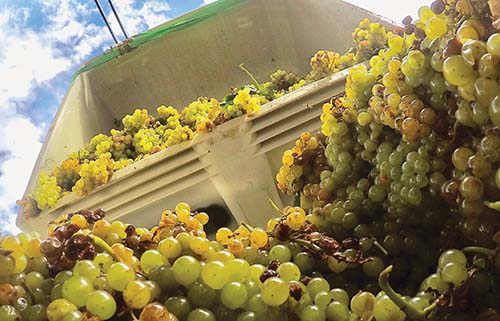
18,0,394,234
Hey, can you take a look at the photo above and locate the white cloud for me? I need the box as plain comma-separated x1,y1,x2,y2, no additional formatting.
108,0,172,37
203,0,217,4
0,0,173,234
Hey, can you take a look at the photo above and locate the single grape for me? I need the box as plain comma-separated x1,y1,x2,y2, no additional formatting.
307,278,330,298
261,277,289,306
350,291,375,316
188,281,216,308
165,296,191,320
123,280,151,309
277,262,301,281
106,262,135,292
46,299,78,321
269,245,292,263
85,290,116,320
326,301,350,321
440,262,468,286
221,282,248,310
300,305,326,321
172,256,201,286
373,294,406,321
61,276,93,307
187,308,216,321
140,249,167,274
73,260,100,280
201,261,229,289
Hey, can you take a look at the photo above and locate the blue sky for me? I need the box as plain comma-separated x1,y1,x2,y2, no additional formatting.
0,0,427,234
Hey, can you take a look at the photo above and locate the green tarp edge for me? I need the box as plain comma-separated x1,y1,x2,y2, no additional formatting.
71,0,246,81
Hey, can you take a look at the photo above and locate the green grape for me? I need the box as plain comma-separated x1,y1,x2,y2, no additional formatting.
478,53,500,79
419,273,447,292
221,282,248,310
28,257,49,277
93,253,113,273
50,283,63,301
249,264,266,284
276,262,301,281
92,276,110,291
140,249,167,274
237,311,258,321
85,290,116,320
157,237,182,259
245,280,260,298
26,304,47,321
226,258,250,282
59,310,83,321
307,278,330,298
486,33,500,56
246,294,267,314
61,276,93,307
294,252,315,273
261,277,289,306
330,288,350,306
350,291,375,316
172,256,201,286
25,272,45,290
462,40,487,66
326,301,350,321
188,281,216,308
0,305,21,321
496,168,500,188
0,254,15,277
442,55,477,86
73,260,99,280
474,77,499,107
187,308,216,321
362,256,385,278
149,265,178,292
490,95,500,126
438,249,467,268
165,296,191,320
46,299,78,321
144,280,161,301
123,280,151,309
424,16,447,40
459,176,484,200
300,305,326,321
373,294,406,321
106,262,135,292
201,261,229,289
314,291,333,310
269,245,292,263
440,262,468,286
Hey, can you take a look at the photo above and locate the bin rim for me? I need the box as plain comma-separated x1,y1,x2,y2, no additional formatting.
71,0,246,81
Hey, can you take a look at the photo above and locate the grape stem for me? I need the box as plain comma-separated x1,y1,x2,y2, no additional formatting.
267,196,283,215
293,238,323,253
372,238,389,256
484,200,500,212
462,246,495,257
239,63,260,87
378,265,436,320
88,234,120,262
240,221,254,233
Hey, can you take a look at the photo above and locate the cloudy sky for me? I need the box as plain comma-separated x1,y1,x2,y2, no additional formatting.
0,0,426,234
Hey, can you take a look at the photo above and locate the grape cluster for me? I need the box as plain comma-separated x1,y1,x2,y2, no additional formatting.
2,199,498,321
277,0,500,301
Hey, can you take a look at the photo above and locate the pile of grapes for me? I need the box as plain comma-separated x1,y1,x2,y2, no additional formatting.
5,0,500,320
21,18,387,216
